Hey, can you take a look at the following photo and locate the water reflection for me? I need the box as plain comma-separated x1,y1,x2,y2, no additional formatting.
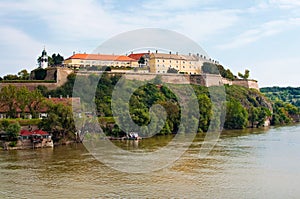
1,125,300,198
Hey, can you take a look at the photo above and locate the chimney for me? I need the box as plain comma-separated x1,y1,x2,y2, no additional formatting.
73,51,75,55
156,50,158,54
131,51,133,54
60,95,62,99
48,95,51,99
176,52,178,55
148,50,150,53
189,53,191,56
197,53,199,57
169,51,171,55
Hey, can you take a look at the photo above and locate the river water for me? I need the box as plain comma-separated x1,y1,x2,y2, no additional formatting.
1,125,300,198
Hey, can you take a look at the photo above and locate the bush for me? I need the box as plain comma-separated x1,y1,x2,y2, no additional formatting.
34,68,47,80
9,141,17,147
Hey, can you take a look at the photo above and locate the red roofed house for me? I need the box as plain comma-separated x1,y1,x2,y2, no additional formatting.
63,53,138,69
0,97,81,119
17,129,54,149
128,52,150,68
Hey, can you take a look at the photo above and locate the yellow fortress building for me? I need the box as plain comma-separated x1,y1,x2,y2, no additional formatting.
149,51,218,74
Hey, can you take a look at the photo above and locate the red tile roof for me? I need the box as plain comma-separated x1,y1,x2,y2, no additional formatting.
32,129,49,135
20,129,49,136
20,130,32,136
128,53,148,61
65,54,136,62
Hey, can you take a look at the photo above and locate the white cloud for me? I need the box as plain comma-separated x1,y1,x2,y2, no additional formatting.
250,57,300,87
217,18,300,49
268,0,300,9
0,26,42,75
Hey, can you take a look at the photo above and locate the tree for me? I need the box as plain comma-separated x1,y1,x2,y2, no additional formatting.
224,100,248,129
18,69,30,80
51,53,64,66
3,74,19,80
0,85,18,118
28,90,44,118
6,122,21,141
16,87,31,118
202,62,219,74
33,68,47,80
248,106,259,128
38,102,76,141
167,67,179,73
138,56,145,66
238,69,250,79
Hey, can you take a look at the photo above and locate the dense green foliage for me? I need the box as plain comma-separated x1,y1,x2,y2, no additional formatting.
0,85,44,118
33,68,47,80
201,62,236,80
167,67,179,73
238,69,250,79
0,73,292,139
40,73,300,137
6,122,21,141
261,87,300,107
260,87,300,125
1,69,30,81
38,102,76,142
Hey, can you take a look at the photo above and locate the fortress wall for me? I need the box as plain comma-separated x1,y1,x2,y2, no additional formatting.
56,68,73,86
232,80,259,90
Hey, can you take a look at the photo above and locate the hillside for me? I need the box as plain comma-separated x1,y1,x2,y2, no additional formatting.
33,73,299,137
261,87,300,107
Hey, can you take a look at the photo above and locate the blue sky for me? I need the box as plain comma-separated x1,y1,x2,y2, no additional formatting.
1,0,300,87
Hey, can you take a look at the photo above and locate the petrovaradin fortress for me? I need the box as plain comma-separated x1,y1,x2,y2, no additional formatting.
1,49,259,90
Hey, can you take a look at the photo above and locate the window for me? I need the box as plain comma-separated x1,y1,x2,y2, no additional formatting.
176,60,178,63
163,60,165,62
157,64,160,67
157,59,160,62
163,64,165,67
176,66,178,68
183,61,185,64
170,60,171,63
183,66,185,68
190,61,192,64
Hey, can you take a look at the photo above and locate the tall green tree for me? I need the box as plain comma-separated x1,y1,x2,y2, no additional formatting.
16,86,31,118
238,69,250,79
17,69,30,80
225,100,248,129
6,122,21,141
0,85,18,118
38,102,76,141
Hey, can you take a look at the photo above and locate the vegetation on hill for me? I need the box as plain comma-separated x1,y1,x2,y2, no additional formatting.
0,85,44,118
34,73,299,138
261,87,300,107
1,74,299,142
260,87,300,125
0,69,30,81
201,62,236,80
